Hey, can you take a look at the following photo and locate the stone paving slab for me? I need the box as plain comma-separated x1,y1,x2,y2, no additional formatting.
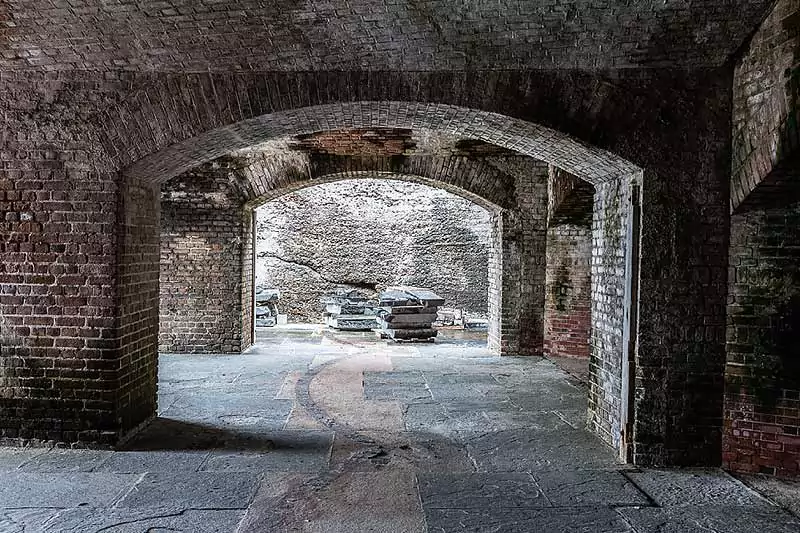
417,472,547,509
1,507,246,533
533,469,650,506
115,472,260,509
18,449,112,473
120,418,237,451
160,393,292,424
363,370,433,402
618,505,800,533
403,403,455,434
328,433,475,474
625,468,774,508
202,450,330,473
404,403,571,438
234,472,316,532
238,470,426,533
201,431,333,473
467,428,619,472
0,508,57,533
0,448,48,472
424,506,633,532
94,451,210,473
551,408,589,429
737,473,800,517
0,472,139,507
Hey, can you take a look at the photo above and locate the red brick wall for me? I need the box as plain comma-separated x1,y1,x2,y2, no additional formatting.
724,200,800,478
544,223,591,359
0,75,122,444
159,170,250,354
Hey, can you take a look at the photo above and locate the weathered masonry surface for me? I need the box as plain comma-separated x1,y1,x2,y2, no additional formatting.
545,167,594,360
732,0,800,211
0,0,798,480
160,168,252,354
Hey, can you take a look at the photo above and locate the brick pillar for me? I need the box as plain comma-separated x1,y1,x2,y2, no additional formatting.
159,169,252,354
488,162,547,356
544,223,591,359
724,200,800,478
545,166,594,359
0,117,131,445
116,177,160,436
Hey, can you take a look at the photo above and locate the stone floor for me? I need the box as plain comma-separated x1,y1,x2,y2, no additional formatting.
1,326,798,532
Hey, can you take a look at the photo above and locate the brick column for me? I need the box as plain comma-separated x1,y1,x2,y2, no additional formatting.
544,223,591,359
724,200,800,478
488,162,548,356
159,169,252,354
545,166,594,359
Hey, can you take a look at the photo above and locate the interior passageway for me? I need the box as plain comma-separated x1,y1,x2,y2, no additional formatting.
0,327,796,532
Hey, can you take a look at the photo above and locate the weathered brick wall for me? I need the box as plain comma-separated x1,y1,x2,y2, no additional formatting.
545,166,593,360
487,211,503,354
731,0,800,211
544,223,591,359
513,162,549,356
255,179,491,322
241,210,255,349
486,160,548,356
724,201,800,478
548,166,595,226
0,74,123,445
159,170,249,354
1,68,737,466
588,179,630,449
116,178,160,437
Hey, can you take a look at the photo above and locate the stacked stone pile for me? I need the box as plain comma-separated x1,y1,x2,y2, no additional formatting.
376,287,444,341
255,287,280,328
321,288,379,331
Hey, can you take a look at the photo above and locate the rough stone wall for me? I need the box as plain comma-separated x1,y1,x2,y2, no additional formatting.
255,179,491,322
732,0,800,210
544,223,591,359
588,179,630,449
159,170,248,353
724,201,800,477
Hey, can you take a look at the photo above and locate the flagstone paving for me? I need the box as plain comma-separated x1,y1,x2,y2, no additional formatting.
1,327,797,532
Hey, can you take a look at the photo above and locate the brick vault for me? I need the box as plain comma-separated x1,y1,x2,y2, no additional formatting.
0,0,798,478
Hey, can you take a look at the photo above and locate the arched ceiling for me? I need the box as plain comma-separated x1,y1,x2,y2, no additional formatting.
1,1,773,71
171,147,530,211
123,102,641,186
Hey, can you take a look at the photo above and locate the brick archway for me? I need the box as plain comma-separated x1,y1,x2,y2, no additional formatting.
118,101,640,187
143,116,639,461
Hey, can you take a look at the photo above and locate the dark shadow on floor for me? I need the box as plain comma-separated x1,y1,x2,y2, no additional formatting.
121,418,320,452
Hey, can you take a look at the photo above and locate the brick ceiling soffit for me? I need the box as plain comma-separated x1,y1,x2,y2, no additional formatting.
734,152,800,214
232,152,518,210
245,170,502,213
122,102,641,187
0,1,775,70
